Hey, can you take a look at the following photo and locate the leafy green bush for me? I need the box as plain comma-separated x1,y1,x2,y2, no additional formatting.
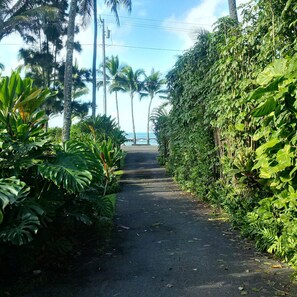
164,30,218,199
70,115,126,195
245,55,297,268
150,105,170,165
0,72,125,277
0,72,52,245
71,114,127,148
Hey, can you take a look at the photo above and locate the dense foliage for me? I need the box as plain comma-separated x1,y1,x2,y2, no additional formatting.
154,0,297,271
0,72,125,278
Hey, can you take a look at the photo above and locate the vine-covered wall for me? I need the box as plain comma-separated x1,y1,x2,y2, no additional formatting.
156,0,297,271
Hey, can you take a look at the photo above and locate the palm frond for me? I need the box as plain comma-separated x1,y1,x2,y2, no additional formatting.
78,0,93,27
0,5,59,40
104,0,132,26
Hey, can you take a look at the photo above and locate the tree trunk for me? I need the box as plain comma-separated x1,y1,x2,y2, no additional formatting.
228,0,238,23
92,0,97,118
130,93,136,145
62,0,77,142
147,96,153,145
115,91,120,127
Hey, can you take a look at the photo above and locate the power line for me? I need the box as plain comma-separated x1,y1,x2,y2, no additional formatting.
103,20,208,33
1,43,184,52
100,13,212,27
106,44,183,52
101,16,212,33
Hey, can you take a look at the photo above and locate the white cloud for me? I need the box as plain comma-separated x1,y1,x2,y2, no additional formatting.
162,0,225,49
162,0,249,50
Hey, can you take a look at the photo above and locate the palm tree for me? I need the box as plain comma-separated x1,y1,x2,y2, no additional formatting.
141,69,167,145
62,0,78,142
63,0,132,141
106,55,126,127
17,0,68,88
0,0,58,41
94,0,131,117
79,0,132,118
117,66,145,145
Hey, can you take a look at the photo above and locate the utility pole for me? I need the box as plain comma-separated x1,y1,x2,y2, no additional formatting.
100,17,107,115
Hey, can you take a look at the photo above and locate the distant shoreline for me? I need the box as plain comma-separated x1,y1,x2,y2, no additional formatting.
124,132,158,146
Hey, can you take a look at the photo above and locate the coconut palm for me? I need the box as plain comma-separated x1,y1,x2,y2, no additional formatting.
116,66,145,145
62,0,78,142
79,0,132,118
63,0,132,142
17,0,68,87
0,0,58,42
141,69,167,145
106,55,126,127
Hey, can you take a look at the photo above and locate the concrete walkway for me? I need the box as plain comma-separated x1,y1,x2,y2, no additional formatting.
24,146,297,297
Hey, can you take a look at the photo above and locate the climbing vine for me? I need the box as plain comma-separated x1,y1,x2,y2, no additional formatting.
155,0,297,271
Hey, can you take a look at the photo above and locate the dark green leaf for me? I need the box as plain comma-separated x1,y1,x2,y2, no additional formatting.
252,97,277,117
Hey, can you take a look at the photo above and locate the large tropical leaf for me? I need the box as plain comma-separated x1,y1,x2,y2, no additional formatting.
248,77,284,101
0,177,44,245
0,177,30,212
38,142,92,193
256,59,289,86
0,72,51,141
0,212,40,245
252,97,277,117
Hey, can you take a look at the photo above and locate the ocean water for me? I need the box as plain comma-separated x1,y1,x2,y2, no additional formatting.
124,132,158,146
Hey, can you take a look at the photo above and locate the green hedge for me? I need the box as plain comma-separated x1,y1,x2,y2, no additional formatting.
155,0,297,271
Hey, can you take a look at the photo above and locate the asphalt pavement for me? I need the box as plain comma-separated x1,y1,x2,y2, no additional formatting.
23,145,297,297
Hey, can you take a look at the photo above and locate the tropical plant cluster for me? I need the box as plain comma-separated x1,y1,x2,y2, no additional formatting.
153,0,297,271
0,0,168,290
0,72,125,279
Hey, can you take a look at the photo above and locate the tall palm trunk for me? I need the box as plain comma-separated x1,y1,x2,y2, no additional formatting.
115,91,120,126
130,93,136,145
147,95,153,145
228,0,238,23
92,0,97,118
62,0,77,142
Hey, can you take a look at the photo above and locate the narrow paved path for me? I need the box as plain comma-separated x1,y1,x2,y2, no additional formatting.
24,146,296,297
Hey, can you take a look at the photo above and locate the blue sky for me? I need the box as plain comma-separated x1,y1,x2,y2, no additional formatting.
1,0,248,133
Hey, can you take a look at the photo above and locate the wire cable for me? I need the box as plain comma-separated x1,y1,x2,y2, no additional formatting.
100,13,212,27
106,44,183,52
